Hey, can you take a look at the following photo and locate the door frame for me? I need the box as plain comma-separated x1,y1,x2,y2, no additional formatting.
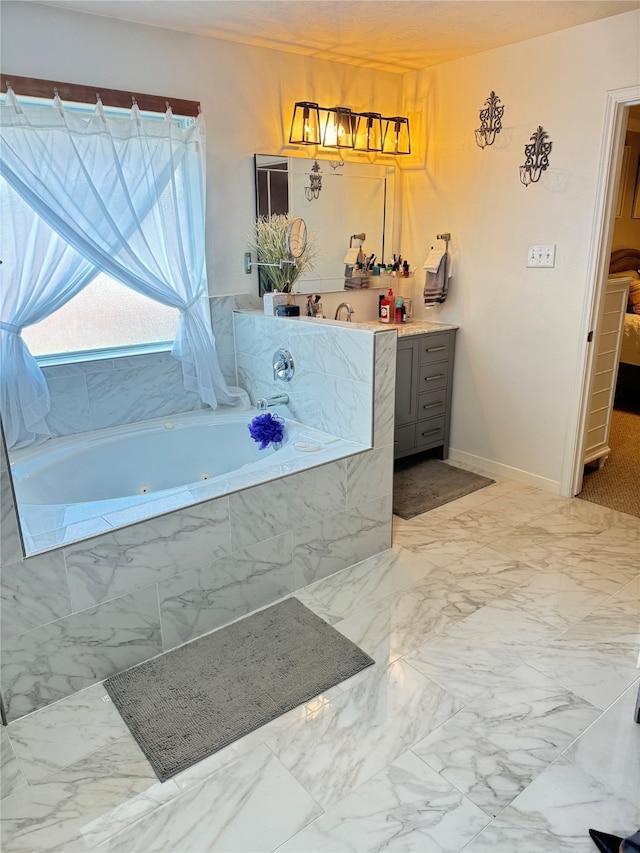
562,85,640,498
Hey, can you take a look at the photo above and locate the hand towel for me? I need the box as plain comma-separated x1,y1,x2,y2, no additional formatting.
423,251,450,305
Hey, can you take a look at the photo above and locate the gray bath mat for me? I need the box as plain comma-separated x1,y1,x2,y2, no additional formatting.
393,457,494,519
103,597,374,781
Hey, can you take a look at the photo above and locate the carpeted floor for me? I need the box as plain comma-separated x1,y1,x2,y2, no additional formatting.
393,457,494,519
578,406,640,518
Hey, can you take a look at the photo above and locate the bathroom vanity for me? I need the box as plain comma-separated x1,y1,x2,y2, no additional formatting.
391,322,458,460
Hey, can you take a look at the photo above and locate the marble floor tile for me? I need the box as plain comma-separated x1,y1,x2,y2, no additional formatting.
279,749,489,853
458,487,568,527
464,756,640,853
93,745,322,853
0,736,166,853
435,545,535,591
564,680,640,805
494,571,623,631
412,664,601,816
2,482,638,853
7,684,129,783
294,545,437,624
404,603,561,703
528,608,640,709
1,726,27,800
266,659,463,810
333,587,454,666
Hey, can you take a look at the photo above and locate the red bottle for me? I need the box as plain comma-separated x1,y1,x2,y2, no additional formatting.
380,288,393,323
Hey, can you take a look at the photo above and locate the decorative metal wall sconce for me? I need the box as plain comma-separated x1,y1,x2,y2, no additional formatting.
289,101,411,155
519,126,553,187
474,91,504,148
304,160,322,201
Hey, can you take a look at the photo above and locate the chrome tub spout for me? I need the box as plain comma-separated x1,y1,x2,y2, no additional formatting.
256,394,289,411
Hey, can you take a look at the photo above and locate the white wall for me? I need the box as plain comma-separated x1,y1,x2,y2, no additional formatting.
0,1,402,310
3,3,639,490
400,11,640,490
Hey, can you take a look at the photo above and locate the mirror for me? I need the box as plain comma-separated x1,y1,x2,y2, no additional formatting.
286,217,307,258
255,154,395,293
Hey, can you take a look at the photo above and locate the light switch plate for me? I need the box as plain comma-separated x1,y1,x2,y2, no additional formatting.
527,245,556,268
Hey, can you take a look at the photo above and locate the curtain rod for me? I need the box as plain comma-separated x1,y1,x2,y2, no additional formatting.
1,74,201,118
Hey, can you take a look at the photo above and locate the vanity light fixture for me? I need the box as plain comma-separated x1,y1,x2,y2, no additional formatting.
289,101,321,145
382,116,411,155
519,125,553,187
322,106,355,149
288,102,411,155
304,160,322,201
474,91,504,149
354,112,384,152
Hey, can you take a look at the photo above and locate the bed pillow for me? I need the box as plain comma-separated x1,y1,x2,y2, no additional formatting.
628,276,640,315
614,269,640,314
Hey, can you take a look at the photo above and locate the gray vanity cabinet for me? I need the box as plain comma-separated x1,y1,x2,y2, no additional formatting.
394,330,456,459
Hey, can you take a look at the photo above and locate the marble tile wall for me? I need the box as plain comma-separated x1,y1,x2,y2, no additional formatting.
39,295,249,438
234,312,375,445
0,322,395,722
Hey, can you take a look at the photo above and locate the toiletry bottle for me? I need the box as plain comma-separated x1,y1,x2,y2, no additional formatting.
380,288,393,323
395,296,404,324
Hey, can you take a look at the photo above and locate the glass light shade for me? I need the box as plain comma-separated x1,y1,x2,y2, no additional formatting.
289,102,321,145
353,112,383,152
382,116,411,155
322,107,355,149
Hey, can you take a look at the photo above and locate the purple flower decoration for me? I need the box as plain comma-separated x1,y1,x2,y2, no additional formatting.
248,413,285,450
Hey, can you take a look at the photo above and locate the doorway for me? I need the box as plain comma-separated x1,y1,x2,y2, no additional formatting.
568,90,640,516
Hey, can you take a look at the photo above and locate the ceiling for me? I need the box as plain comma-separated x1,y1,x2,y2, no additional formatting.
32,0,639,74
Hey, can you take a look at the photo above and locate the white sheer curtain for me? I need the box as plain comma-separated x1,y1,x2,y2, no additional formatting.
0,89,248,440
0,177,98,448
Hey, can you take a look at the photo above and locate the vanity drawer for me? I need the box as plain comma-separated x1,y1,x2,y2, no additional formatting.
394,424,416,455
419,361,449,390
419,333,452,364
415,415,446,449
417,388,447,418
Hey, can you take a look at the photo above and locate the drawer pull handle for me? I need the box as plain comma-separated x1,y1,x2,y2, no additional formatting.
425,374,445,381
423,402,441,409
421,428,441,437
426,346,447,352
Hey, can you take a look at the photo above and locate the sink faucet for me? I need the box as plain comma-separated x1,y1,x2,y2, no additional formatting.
334,302,355,322
256,394,289,411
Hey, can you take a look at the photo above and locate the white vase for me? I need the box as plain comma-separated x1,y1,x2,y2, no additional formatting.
263,292,288,316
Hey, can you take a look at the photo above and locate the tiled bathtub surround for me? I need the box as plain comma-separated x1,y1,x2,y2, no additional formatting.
0,324,395,722
37,294,251,440
234,311,375,445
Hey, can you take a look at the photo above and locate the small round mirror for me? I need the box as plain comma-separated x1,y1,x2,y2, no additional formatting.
286,217,307,259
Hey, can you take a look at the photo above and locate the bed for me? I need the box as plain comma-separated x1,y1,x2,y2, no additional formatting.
609,248,640,398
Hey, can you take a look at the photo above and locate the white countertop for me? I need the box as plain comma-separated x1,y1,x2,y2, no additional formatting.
351,319,459,336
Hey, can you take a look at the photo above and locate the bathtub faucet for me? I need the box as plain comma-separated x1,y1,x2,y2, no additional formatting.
256,394,289,411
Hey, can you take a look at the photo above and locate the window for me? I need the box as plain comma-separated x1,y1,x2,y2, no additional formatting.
22,273,179,357
2,93,191,359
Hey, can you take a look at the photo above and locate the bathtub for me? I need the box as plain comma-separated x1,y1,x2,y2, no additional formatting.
10,408,367,554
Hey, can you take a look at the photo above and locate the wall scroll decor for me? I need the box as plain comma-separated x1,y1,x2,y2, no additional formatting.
519,126,553,187
474,91,504,148
304,160,322,201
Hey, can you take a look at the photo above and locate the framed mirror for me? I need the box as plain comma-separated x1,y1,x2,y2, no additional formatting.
254,154,396,293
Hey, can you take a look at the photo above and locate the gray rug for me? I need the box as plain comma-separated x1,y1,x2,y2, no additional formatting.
393,457,494,519
104,597,374,781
